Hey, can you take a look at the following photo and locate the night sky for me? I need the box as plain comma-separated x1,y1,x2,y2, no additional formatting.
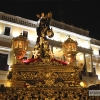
0,1,100,40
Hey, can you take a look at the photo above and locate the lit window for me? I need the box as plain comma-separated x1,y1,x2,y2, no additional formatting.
4,26,11,36
22,30,28,38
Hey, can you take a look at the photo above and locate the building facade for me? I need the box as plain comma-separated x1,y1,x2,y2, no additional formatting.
0,11,100,87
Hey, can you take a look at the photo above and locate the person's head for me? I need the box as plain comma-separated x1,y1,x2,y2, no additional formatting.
48,12,52,18
41,12,44,18
36,14,40,18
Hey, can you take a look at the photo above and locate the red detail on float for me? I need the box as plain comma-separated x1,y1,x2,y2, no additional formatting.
22,57,42,64
50,58,67,65
22,57,67,65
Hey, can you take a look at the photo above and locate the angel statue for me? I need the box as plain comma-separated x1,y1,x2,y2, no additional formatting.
34,12,54,58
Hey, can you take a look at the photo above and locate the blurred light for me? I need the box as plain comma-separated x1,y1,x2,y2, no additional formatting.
6,81,11,87
8,66,12,71
80,81,84,87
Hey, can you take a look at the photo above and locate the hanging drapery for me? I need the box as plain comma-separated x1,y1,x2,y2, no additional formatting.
86,56,92,72
95,63,100,75
76,53,85,70
81,59,87,76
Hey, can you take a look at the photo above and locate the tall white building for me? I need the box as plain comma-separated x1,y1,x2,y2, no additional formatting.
0,11,100,87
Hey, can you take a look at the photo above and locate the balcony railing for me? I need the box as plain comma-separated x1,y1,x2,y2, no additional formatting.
90,38,100,46
0,12,37,28
0,12,89,37
50,19,89,37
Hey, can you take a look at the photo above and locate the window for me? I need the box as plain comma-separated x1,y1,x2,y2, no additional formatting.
99,50,100,55
4,26,11,36
22,30,28,38
0,53,9,71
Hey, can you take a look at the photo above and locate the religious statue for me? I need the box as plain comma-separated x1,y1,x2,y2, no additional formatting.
34,12,54,58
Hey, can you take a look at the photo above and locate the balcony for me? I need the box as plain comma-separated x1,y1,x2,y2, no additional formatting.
50,19,89,37
90,38,100,46
0,12,37,28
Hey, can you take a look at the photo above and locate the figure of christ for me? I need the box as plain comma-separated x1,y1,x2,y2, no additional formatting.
35,12,54,58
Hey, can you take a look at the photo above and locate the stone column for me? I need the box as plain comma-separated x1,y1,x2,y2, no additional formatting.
86,53,93,72
83,52,88,76
89,53,93,72
7,50,14,67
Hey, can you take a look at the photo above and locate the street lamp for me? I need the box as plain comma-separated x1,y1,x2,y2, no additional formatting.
12,33,28,64
62,36,78,64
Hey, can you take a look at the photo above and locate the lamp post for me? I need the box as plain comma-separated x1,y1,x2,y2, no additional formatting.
62,36,78,64
12,33,28,64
